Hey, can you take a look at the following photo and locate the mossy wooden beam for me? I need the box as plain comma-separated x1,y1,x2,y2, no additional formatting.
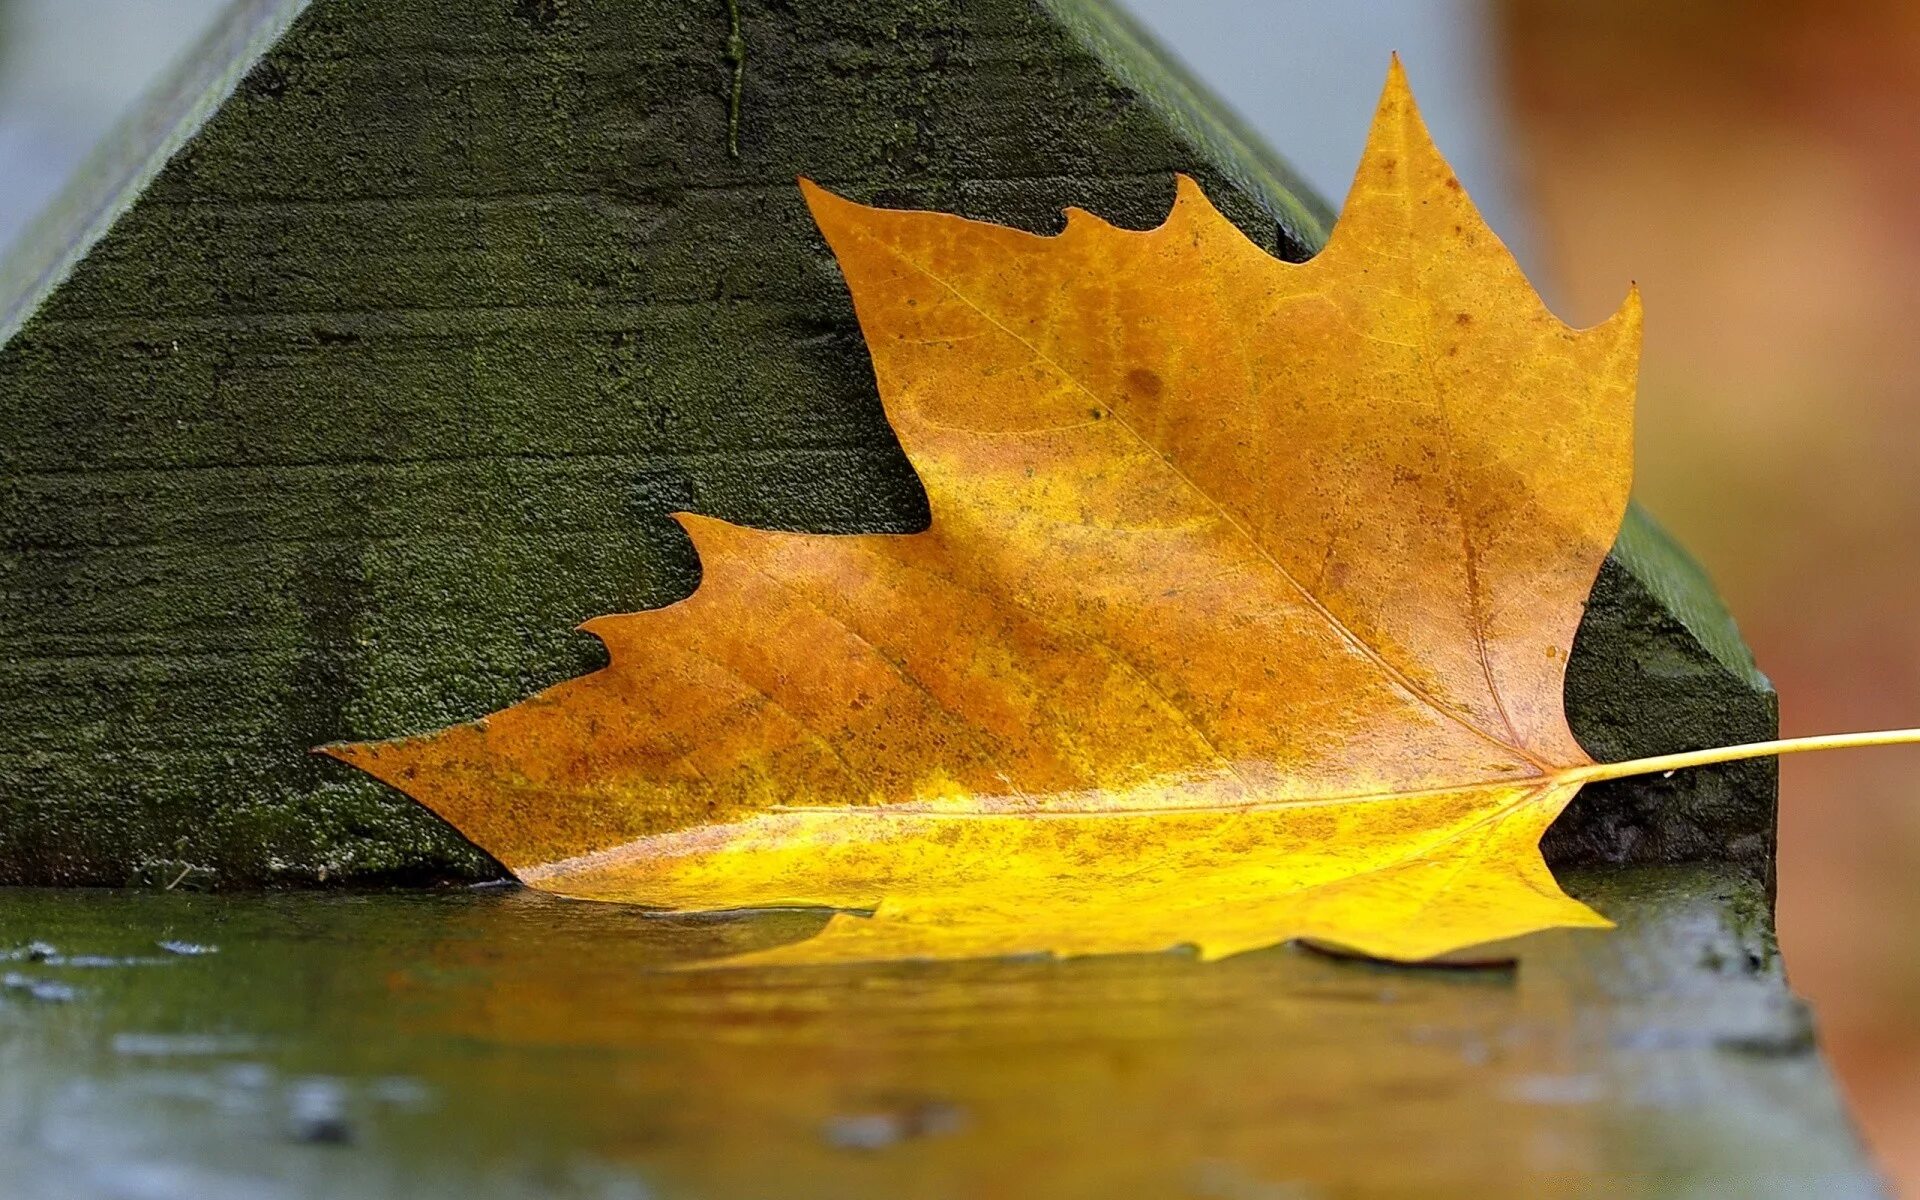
0,0,1774,887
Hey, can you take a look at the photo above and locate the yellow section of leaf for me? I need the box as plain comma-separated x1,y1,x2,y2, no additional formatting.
327,61,1647,965
521,782,1605,966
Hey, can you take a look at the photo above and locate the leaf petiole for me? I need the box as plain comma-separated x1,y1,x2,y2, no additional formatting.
1564,728,1920,786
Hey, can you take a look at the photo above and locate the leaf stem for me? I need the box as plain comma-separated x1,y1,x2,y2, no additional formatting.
1561,728,1920,786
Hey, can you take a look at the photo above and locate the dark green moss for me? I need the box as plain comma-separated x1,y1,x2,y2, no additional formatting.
1553,509,1778,879
0,0,1774,886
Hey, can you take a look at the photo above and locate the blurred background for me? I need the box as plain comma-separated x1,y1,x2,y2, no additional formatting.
3,0,1916,1189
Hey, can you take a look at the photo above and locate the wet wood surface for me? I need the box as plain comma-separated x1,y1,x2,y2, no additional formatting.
0,864,1876,1198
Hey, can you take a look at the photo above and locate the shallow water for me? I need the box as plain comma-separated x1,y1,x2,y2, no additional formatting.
0,871,1879,1199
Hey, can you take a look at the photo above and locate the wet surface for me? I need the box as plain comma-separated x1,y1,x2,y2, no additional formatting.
0,867,1879,1199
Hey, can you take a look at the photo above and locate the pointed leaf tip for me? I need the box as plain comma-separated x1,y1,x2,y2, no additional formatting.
1616,282,1644,329
1382,53,1414,107
797,176,858,225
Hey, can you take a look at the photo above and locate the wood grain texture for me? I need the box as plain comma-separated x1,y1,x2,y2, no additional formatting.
0,0,1773,886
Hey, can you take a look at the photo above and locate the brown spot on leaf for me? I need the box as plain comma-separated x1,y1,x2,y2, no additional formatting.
1125,368,1166,400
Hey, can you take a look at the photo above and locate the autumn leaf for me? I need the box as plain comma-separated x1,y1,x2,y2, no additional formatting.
325,61,1919,967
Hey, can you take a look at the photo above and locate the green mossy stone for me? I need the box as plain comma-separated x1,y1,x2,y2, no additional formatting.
0,0,1774,887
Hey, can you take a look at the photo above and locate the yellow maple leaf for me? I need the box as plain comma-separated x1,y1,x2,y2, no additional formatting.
326,61,1917,967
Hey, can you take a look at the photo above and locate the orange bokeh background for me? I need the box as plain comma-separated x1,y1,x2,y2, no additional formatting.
1500,0,1920,1186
